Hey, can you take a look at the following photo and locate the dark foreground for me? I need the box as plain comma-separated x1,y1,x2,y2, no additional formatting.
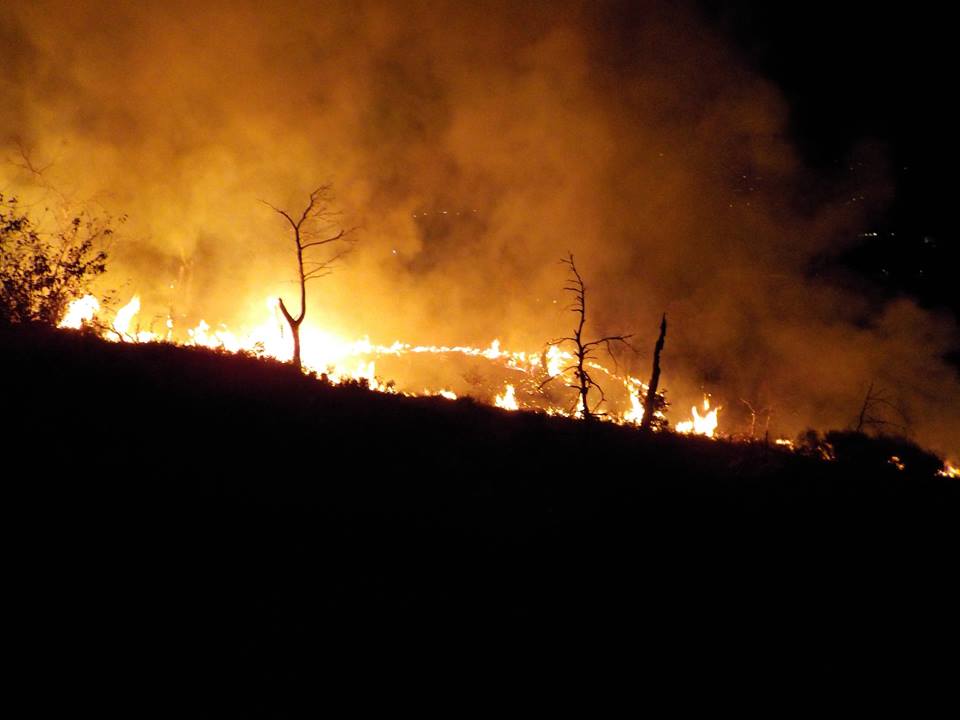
4,325,958,712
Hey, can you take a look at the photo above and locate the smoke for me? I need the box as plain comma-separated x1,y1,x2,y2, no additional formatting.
2,0,957,456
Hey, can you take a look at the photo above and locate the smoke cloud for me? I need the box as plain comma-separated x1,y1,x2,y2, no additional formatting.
2,0,957,456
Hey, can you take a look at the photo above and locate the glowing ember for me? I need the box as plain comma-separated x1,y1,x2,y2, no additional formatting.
938,462,959,479
59,294,99,329
888,455,906,471
676,396,720,437
495,384,519,411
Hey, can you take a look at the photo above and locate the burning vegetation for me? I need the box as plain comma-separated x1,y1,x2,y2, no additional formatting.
48,284,955,478
2,0,958,466
57,287,686,429
3,5,959,707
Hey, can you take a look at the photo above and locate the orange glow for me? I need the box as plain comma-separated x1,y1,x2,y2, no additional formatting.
676,396,721,438
64,294,726,430
4,0,957,465
59,294,99,329
110,296,144,341
495,384,519,411
622,378,647,425
939,461,959,479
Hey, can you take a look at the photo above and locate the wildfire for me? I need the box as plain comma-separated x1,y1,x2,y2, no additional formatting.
495,384,519,411
58,293,726,435
58,294,99,329
939,461,959,479
111,295,142,340
623,391,645,425
676,396,721,438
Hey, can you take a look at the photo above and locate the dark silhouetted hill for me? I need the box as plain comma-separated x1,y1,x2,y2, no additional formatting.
3,324,957,712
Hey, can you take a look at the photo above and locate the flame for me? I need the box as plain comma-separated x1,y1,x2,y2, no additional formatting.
111,295,142,340
60,294,725,436
495,384,519,411
938,461,959,479
187,319,243,353
59,294,99,329
676,396,720,437
482,339,503,359
545,345,569,377
888,455,905,471
622,378,647,425
623,391,645,425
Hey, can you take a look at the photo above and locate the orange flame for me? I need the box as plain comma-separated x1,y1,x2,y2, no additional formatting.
63,294,725,435
676,396,721,437
495,384,519,411
59,294,99,329
939,461,959,479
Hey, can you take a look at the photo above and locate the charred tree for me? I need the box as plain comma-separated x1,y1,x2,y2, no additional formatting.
740,399,772,441
639,313,666,433
264,186,355,371
854,381,908,434
542,253,633,420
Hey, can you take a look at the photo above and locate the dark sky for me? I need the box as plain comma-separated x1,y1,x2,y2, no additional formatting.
697,0,955,316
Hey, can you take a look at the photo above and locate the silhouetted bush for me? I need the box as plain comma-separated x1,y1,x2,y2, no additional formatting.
0,194,112,326
825,429,943,476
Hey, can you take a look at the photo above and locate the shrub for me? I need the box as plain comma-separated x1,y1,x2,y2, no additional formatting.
0,194,111,326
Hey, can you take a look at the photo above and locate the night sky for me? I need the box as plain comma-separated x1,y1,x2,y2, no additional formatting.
700,0,956,319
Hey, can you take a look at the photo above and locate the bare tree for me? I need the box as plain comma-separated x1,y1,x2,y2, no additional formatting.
542,253,633,420
263,185,355,370
854,381,908,434
740,399,772,440
639,313,667,433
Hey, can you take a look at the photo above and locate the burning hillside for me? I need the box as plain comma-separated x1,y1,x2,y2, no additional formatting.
3,0,959,460
59,292,719,433
4,4,959,710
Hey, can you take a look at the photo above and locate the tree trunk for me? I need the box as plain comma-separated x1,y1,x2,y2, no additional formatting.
278,297,302,371
576,347,592,420
289,320,301,370
640,313,666,433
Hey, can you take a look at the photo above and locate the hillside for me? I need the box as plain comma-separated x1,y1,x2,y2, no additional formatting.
4,324,958,709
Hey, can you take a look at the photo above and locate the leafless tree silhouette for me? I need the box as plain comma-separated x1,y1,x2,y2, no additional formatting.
541,253,633,420
740,399,773,440
854,381,909,434
640,313,667,432
263,185,355,370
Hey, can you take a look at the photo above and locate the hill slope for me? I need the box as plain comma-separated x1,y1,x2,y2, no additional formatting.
3,325,957,709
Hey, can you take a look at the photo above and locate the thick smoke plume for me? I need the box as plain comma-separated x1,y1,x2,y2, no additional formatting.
3,0,957,456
